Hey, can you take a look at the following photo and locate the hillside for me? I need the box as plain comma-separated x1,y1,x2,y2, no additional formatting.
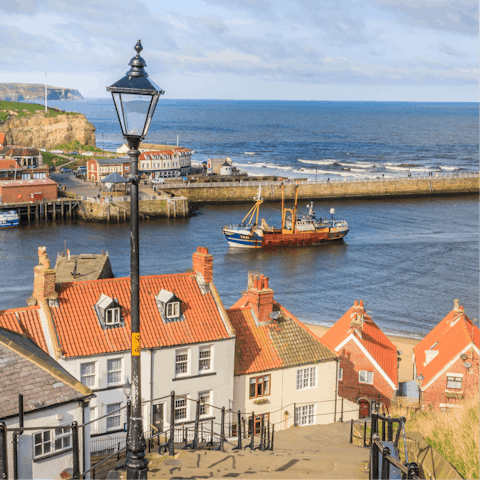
0,83,83,102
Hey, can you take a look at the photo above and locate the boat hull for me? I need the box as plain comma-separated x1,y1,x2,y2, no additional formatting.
0,211,19,228
223,231,263,248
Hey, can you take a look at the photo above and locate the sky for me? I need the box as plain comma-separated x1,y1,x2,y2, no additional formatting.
0,0,478,101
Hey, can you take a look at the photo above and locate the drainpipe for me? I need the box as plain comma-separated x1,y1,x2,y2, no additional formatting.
150,349,154,434
334,358,339,423
81,400,87,478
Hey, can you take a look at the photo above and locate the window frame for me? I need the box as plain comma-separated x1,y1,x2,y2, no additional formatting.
106,402,122,430
89,406,97,434
296,366,317,391
198,391,212,417
199,346,212,373
105,307,120,325
446,375,463,390
174,395,188,422
175,349,189,377
107,358,123,386
249,374,271,399
80,361,96,388
359,370,374,385
166,301,180,319
295,404,316,426
33,426,72,459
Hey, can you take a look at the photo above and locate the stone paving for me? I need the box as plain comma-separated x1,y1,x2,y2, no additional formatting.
109,422,369,479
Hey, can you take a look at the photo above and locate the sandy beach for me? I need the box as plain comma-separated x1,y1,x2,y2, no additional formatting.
306,324,419,383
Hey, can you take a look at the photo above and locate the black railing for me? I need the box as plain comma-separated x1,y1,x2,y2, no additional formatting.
369,412,420,480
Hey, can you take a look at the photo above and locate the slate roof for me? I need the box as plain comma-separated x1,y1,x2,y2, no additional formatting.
0,306,48,352
414,307,479,387
0,328,91,419
227,300,337,375
49,273,234,358
94,157,129,165
321,303,398,387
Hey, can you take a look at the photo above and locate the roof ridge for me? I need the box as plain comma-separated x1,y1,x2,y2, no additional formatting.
56,271,192,286
0,306,40,315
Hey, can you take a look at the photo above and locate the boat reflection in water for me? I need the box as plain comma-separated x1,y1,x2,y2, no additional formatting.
222,186,349,249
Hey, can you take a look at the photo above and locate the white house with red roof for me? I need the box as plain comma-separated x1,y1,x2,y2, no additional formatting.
414,300,479,411
227,273,358,433
321,300,398,418
139,148,192,179
8,246,236,444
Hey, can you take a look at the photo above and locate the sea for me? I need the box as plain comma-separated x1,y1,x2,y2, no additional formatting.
0,99,478,338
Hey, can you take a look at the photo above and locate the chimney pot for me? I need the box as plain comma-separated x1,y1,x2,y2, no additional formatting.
354,300,358,306
360,300,364,307
254,277,259,290
264,277,269,289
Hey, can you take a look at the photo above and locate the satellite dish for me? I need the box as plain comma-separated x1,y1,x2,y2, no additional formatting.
460,353,468,361
464,362,472,368
270,311,280,320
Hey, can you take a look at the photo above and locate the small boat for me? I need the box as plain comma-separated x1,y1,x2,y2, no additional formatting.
0,210,19,228
222,186,348,248
244,152,256,155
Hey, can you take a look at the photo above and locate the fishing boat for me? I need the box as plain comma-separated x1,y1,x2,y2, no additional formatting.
222,186,348,248
244,152,256,155
0,210,19,228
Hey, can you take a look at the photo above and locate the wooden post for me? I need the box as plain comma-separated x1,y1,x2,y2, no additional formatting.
53,202,56,221
61,201,64,219
27,203,31,222
173,200,176,218
44,202,47,221
35,204,39,222
167,200,170,218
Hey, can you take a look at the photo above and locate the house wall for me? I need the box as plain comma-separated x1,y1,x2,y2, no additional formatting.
0,182,57,203
233,360,358,431
421,347,479,410
4,401,90,480
337,338,396,409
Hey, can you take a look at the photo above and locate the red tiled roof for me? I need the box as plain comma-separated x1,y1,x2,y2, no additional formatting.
321,303,398,387
0,307,48,352
139,148,191,160
227,297,337,375
414,308,479,387
49,273,233,358
0,159,21,170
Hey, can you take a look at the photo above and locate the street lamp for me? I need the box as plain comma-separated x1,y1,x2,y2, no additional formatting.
416,374,424,410
107,40,164,479
123,378,132,400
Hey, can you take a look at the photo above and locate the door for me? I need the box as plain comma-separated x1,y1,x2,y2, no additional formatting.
248,413,269,435
153,403,164,433
359,400,370,419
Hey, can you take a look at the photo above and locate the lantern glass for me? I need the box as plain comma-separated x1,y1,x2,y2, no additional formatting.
112,92,159,139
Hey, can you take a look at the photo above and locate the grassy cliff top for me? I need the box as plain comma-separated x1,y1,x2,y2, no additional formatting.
0,100,82,122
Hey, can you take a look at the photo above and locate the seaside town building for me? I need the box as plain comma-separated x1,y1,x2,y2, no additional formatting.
0,325,93,480
413,300,479,411
0,146,43,168
116,142,180,154
87,157,130,183
4,246,236,448
227,273,358,431
321,301,398,417
139,148,192,179
207,157,232,174
0,178,57,203
0,159,49,181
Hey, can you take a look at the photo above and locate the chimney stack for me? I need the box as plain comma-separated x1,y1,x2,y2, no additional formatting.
32,246,56,301
350,300,365,332
246,273,274,322
192,246,213,284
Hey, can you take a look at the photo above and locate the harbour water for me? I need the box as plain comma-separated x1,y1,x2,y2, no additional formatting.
0,100,478,338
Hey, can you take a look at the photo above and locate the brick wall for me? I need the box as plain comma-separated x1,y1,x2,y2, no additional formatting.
87,158,98,182
421,347,479,410
32,247,56,300
192,247,213,283
246,274,273,322
338,338,396,409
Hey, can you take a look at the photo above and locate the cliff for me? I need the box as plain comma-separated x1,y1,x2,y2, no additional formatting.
0,112,96,149
0,83,83,102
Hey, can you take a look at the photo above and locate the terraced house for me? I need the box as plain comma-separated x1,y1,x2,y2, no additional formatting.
228,273,358,433
2,246,235,448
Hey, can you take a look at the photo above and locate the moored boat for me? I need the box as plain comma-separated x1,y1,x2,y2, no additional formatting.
222,186,348,248
0,210,20,228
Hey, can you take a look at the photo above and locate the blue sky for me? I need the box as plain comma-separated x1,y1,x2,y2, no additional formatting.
0,0,478,101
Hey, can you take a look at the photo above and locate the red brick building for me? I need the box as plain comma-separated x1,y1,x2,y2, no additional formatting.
87,157,130,182
0,179,57,203
321,300,398,417
414,300,479,411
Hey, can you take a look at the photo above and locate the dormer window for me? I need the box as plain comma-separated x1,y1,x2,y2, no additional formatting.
156,289,184,323
95,294,124,329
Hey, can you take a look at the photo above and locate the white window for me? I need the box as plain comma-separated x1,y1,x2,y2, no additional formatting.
296,366,317,390
167,302,180,318
34,430,52,458
106,308,120,325
446,376,462,389
80,362,96,387
175,396,187,420
107,358,122,385
106,403,122,429
89,407,97,434
199,347,211,372
359,370,374,384
338,368,343,381
295,404,315,426
175,350,188,375
199,391,211,416
33,427,71,459
54,427,71,451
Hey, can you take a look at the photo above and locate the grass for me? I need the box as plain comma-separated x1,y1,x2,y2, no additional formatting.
41,152,69,167
0,100,81,122
391,396,479,479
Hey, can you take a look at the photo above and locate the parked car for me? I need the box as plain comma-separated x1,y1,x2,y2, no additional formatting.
152,178,165,184
69,151,79,155
60,167,72,173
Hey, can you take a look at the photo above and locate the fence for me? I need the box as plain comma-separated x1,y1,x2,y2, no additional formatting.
368,412,420,480
0,391,359,479
156,171,479,189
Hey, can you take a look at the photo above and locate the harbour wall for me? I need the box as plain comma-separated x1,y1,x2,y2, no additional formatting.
160,174,478,204
77,195,188,222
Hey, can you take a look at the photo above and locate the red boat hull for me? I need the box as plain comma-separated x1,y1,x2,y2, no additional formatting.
262,229,348,248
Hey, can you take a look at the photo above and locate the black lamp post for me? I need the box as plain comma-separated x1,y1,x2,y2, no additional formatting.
107,40,164,479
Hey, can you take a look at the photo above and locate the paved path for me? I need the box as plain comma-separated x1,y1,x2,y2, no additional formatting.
112,422,369,479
